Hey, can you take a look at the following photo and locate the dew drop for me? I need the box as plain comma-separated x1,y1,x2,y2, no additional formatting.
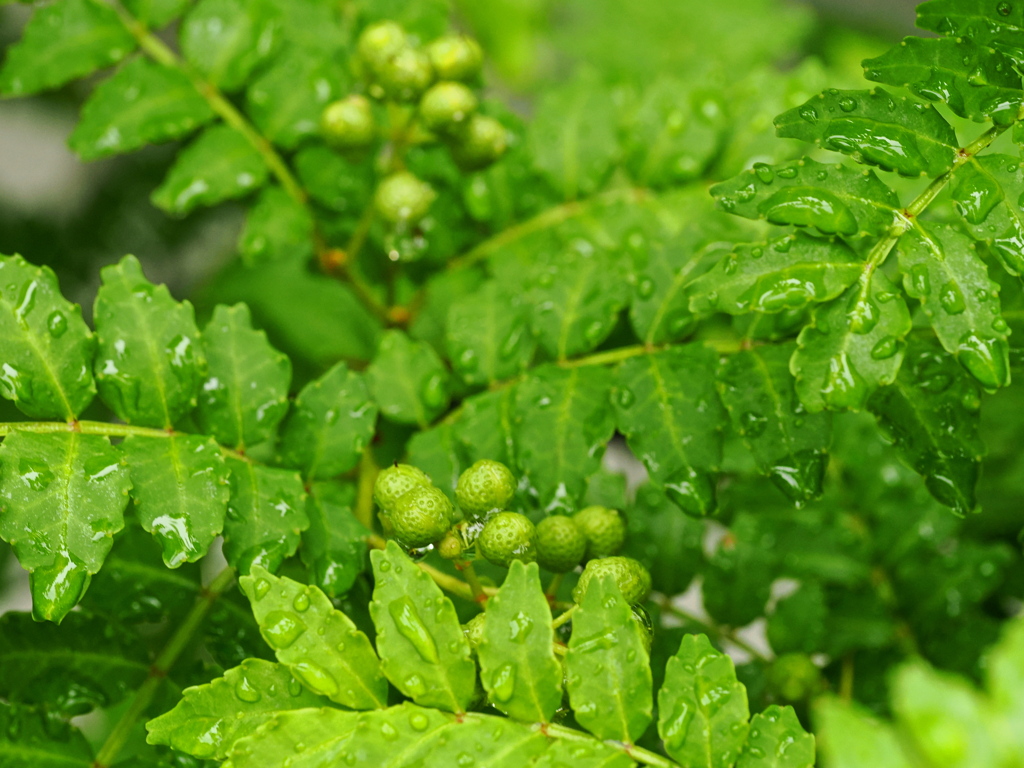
262,611,307,649
939,281,967,315
47,311,68,338
253,578,271,600
293,591,311,612
234,675,262,703
870,336,899,360
292,661,339,697
490,663,516,702
388,597,440,663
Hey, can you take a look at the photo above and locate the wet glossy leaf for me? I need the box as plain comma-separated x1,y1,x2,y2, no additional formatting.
455,387,518,469
120,434,229,568
530,739,636,768
688,234,862,317
717,344,832,503
146,659,326,760
918,0,1024,65
658,633,748,767
446,281,535,385
0,701,94,767
152,125,268,215
222,460,308,575
953,154,1024,275
239,566,388,710
613,345,725,516
711,158,899,240
196,303,291,450
180,0,277,91
301,481,367,598
369,542,475,713
405,422,464,501
793,271,913,412
238,187,315,266
736,705,815,768
566,575,653,742
93,255,205,428
897,222,1010,388
278,363,377,480
0,431,130,623
366,331,450,427
776,88,957,177
69,58,215,160
864,36,1024,125
478,562,562,722
0,255,96,419
514,365,615,513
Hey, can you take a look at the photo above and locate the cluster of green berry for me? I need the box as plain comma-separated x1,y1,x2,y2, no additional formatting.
373,459,652,606
320,21,507,232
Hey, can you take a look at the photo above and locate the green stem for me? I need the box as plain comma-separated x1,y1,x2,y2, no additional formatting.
91,567,236,768
543,723,681,768
545,573,564,599
551,604,576,629
354,448,379,529
658,598,770,662
366,534,495,602
458,560,488,604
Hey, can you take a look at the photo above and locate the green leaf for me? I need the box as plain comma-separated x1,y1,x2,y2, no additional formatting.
278,363,377,480
0,431,131,623
366,331,451,427
0,701,93,767
406,422,464,501
736,705,815,768
120,434,229,568
864,37,1024,125
987,617,1024,752
196,303,291,450
69,58,215,160
658,633,750,768
527,75,618,200
625,485,704,596
152,125,268,215
301,482,366,598
514,364,615,513
813,696,913,768
868,339,984,515
455,387,517,468
952,154,1024,275
918,0,1024,65
613,345,725,516
0,254,96,419
223,707,357,767
0,0,135,96
93,255,205,428
775,88,958,177
222,459,308,575
146,659,326,760
240,565,388,709
356,0,451,38
478,562,562,722
702,514,776,627
238,186,315,266
792,271,913,412
897,222,1010,388
688,234,862,317
369,541,476,713
123,0,191,28
180,0,277,91
0,611,149,715
446,281,535,385
711,158,899,239
566,574,652,742
717,344,832,503
293,145,373,214
530,739,635,768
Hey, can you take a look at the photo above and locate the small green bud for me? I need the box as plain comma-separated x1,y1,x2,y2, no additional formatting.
450,114,507,170
426,34,483,82
390,484,455,548
357,21,408,73
767,654,822,702
572,556,651,605
373,463,431,512
376,47,434,102
462,612,487,651
535,515,586,573
375,171,436,224
573,505,626,559
438,531,464,559
419,81,478,134
321,95,375,149
456,459,516,519
478,512,537,568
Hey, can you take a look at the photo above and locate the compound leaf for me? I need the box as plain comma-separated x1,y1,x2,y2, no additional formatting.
240,566,388,710
366,331,450,427
179,0,278,91
0,701,94,768
917,0,1024,65
446,281,535,386
301,481,367,598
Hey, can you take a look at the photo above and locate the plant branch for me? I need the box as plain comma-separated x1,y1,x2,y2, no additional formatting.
354,448,379,529
91,566,237,768
456,559,489,604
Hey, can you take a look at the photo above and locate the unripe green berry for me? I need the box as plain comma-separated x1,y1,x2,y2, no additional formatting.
357,21,408,73
321,95,375,149
477,512,536,568
438,531,463,559
767,654,822,702
419,81,478,134
573,505,626,559
462,612,486,650
426,34,483,82
456,459,516,519
377,47,434,102
374,463,431,512
535,515,586,573
450,114,507,170
572,556,651,605
390,484,455,548
375,172,436,224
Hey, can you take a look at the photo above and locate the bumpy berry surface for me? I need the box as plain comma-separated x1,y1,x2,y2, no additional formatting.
477,512,536,567
321,95,375,149
456,459,516,518
373,463,431,511
574,505,626,559
377,47,433,102
425,34,483,81
450,114,507,170
390,484,455,548
535,515,586,573
375,171,436,224
357,21,407,72
572,556,651,605
419,81,478,134
767,653,822,702
462,612,486,650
